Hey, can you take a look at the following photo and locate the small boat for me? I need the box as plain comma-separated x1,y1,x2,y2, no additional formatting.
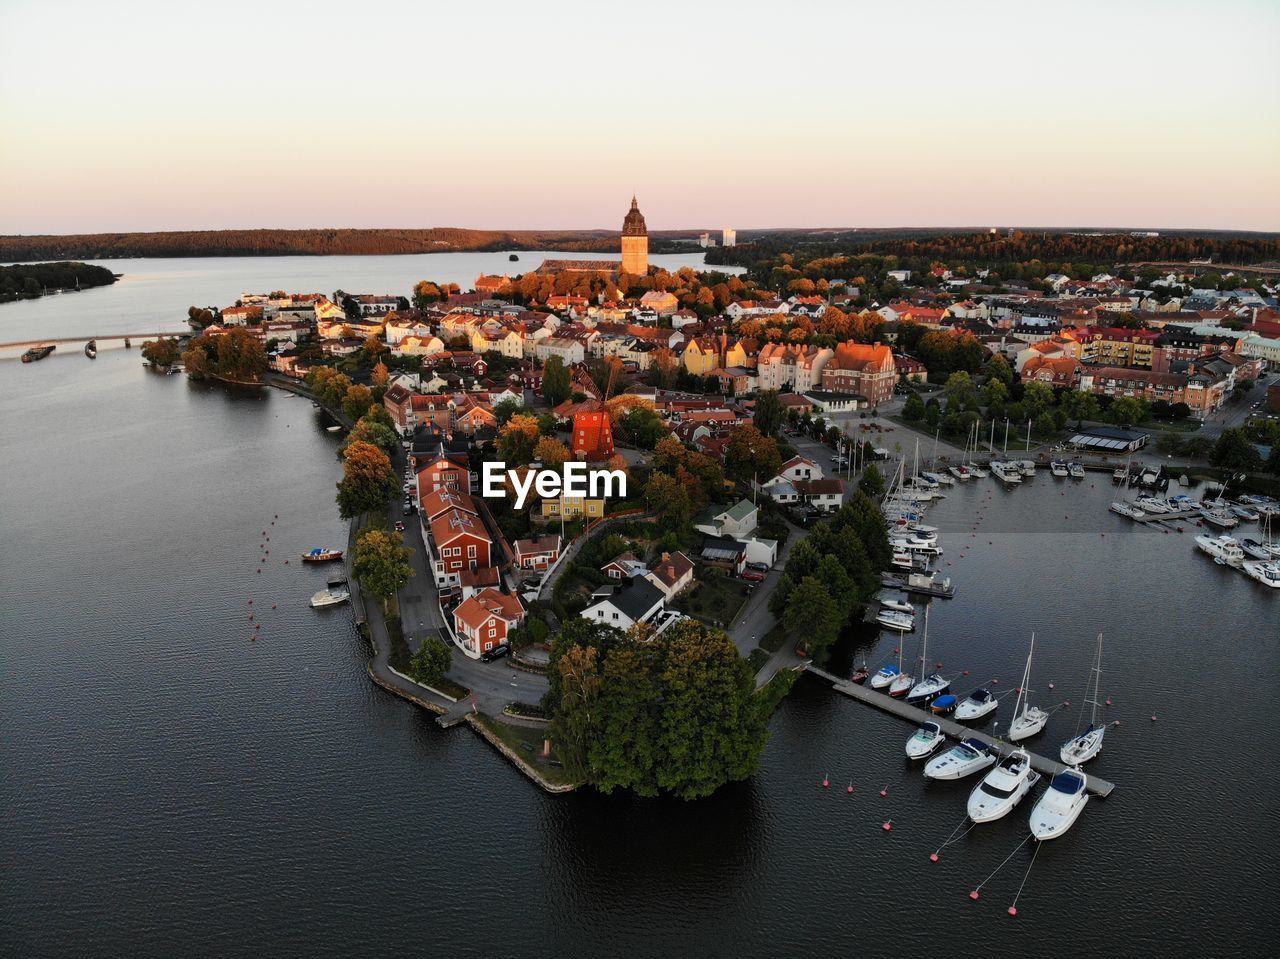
905,606,949,705
1136,495,1171,514
877,609,915,632
1030,767,1089,840
21,344,56,363
1017,460,1036,477
905,721,946,759
1168,494,1201,511
990,461,1022,484
1060,633,1106,765
948,465,971,481
869,663,902,690
890,528,938,546
302,547,344,563
1230,504,1261,522
1195,535,1245,566
326,425,342,433
954,687,998,721
1199,506,1240,529
1008,634,1050,742
931,694,958,715
909,474,940,491
1240,538,1279,560
84,339,97,358
310,583,351,608
879,597,915,614
1068,462,1086,479
1110,502,1146,520
509,253,519,261
851,662,871,684
1243,560,1280,588
968,749,1041,823
889,668,916,698
924,738,997,780
1050,460,1069,477
1112,467,1127,483
921,470,955,487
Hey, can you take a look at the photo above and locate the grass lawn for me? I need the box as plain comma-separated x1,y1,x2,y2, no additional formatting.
759,622,789,653
746,647,770,673
672,573,750,628
1136,418,1202,434
473,714,580,788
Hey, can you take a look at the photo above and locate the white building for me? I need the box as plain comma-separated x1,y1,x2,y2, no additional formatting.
722,228,736,248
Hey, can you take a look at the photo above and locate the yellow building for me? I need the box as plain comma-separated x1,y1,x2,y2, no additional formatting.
621,196,648,276
541,496,605,519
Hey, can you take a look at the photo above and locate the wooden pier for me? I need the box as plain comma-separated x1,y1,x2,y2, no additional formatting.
806,665,1116,798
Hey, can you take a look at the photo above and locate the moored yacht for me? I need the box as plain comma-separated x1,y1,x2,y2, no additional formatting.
924,738,997,780
1068,462,1086,479
1243,560,1280,588
1136,495,1172,514
905,721,946,759
869,663,902,690
1050,460,1069,477
1230,504,1261,522
1200,505,1240,529
948,464,971,481
1017,460,1037,476
879,596,916,614
1240,538,1279,560
1195,534,1245,566
1110,502,1146,520
1060,634,1107,765
967,748,1041,822
1008,634,1050,741
876,609,915,632
310,582,351,608
954,687,998,721
1030,767,1089,840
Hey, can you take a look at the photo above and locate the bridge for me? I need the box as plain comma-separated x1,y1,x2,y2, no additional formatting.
0,331,190,351
805,664,1116,798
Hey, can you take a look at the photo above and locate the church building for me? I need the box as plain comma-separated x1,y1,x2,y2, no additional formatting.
537,196,650,277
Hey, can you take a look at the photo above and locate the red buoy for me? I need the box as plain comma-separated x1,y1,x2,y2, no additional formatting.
1151,715,1158,722
962,670,970,676
271,603,277,609
1008,906,1018,917
969,890,980,901
847,783,854,794
256,569,261,574
822,777,829,788
247,599,253,604
880,787,888,797
1105,698,1113,706
930,853,939,862
250,636,256,642
882,821,892,831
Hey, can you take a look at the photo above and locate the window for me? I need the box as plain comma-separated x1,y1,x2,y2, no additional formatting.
484,641,493,651
489,627,497,637
467,545,476,558
612,612,619,620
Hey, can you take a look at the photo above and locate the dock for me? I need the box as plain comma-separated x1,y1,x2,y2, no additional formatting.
805,665,1116,798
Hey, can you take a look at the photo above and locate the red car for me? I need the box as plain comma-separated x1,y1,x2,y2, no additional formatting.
394,521,405,532
742,570,766,582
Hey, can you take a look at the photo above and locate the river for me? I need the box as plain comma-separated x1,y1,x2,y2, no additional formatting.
1,261,1275,957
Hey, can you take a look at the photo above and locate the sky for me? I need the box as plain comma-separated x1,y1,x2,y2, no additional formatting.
1,0,1278,234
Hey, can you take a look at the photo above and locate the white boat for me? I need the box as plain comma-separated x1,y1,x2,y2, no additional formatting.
1243,560,1280,588
905,720,946,759
1112,467,1127,483
877,609,915,632
905,607,949,705
1195,535,1245,566
1135,495,1172,514
924,738,997,780
1230,504,1261,522
1050,460,1069,477
921,470,954,487
990,461,1022,484
869,663,902,690
1060,633,1107,765
1068,462,1086,479
948,465,971,481
890,521,938,539
1008,634,1050,742
967,748,1041,823
1029,767,1089,840
1200,506,1240,529
954,687,998,721
968,464,989,478
879,597,916,614
325,425,342,433
909,474,940,491
1240,538,1279,560
1017,460,1036,476
888,655,916,696
1110,502,1146,520
310,585,351,608
1168,495,1201,511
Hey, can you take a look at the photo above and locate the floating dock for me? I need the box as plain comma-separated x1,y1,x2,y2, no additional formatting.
806,665,1116,798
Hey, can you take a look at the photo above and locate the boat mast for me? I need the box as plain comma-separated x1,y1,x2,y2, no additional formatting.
1014,633,1035,722
1003,420,1009,457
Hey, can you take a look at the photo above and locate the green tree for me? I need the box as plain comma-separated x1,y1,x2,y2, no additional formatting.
645,472,693,532
542,356,572,406
353,527,415,609
589,644,660,796
623,406,668,449
724,425,782,483
339,416,399,458
493,397,521,425
1022,381,1056,419
1210,428,1262,472
548,643,601,783
858,464,885,498
342,384,374,422
1060,390,1100,428
984,353,1014,386
902,392,926,421
784,576,841,663
336,441,399,519
497,414,542,465
1108,396,1148,426
924,398,941,428
753,390,783,437
408,635,452,686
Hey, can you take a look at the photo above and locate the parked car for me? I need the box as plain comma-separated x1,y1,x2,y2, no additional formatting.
747,562,770,572
481,644,510,663
742,570,766,582
402,500,413,514
394,521,405,532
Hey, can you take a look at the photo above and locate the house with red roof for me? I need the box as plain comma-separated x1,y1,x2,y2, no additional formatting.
429,507,493,590
571,410,615,461
453,588,525,658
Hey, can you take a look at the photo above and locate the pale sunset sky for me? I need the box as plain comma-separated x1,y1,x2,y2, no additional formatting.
1,0,1277,234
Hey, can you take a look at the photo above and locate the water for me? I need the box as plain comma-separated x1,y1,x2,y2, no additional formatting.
0,250,736,344
2,271,1277,957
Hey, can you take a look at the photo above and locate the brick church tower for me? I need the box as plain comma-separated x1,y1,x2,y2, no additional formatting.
621,195,648,277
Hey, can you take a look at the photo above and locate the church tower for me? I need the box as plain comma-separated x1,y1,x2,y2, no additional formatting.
621,195,648,277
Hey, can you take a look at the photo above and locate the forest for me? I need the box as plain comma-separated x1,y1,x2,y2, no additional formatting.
0,261,118,303
0,229,696,261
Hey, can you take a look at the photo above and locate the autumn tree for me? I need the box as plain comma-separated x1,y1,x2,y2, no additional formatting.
342,384,374,422
336,441,399,519
535,436,570,469
141,337,180,367
644,472,693,532
353,527,415,611
497,414,542,465
724,425,782,483
371,361,390,388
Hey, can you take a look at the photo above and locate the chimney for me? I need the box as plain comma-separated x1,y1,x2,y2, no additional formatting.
661,552,670,563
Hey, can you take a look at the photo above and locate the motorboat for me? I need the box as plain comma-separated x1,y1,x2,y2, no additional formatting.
890,528,938,546
905,721,946,759
990,461,1022,484
1017,460,1037,476
869,663,902,690
310,584,351,608
1060,634,1106,765
924,738,997,780
851,662,871,684
1135,495,1172,514
1008,634,1050,742
1243,560,1280,588
1030,767,1089,840
891,551,930,573
889,668,916,698
877,609,915,632
948,465,971,481
1230,504,1261,522
967,749,1041,823
891,540,942,557
1068,462,1086,479
1110,502,1146,520
930,694,958,715
1195,535,1245,566
890,521,939,538
1168,494,1201,511
879,597,916,614
921,470,954,487
1199,506,1240,529
1240,538,1279,560
1050,460,1069,477
302,547,345,563
968,464,989,478
909,474,940,492
1112,467,1127,483
954,687,998,721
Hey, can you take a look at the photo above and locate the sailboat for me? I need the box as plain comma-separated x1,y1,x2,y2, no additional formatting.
966,421,989,478
1008,633,1050,741
888,630,916,697
905,606,950,705
1060,633,1106,764
870,636,906,691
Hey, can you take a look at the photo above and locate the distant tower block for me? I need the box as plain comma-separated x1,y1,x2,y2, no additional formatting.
722,228,736,247
621,196,649,276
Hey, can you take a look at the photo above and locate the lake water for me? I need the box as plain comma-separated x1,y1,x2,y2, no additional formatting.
0,250,737,345
1,266,1276,957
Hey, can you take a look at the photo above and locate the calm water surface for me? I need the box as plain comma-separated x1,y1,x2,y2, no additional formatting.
1,268,1276,958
